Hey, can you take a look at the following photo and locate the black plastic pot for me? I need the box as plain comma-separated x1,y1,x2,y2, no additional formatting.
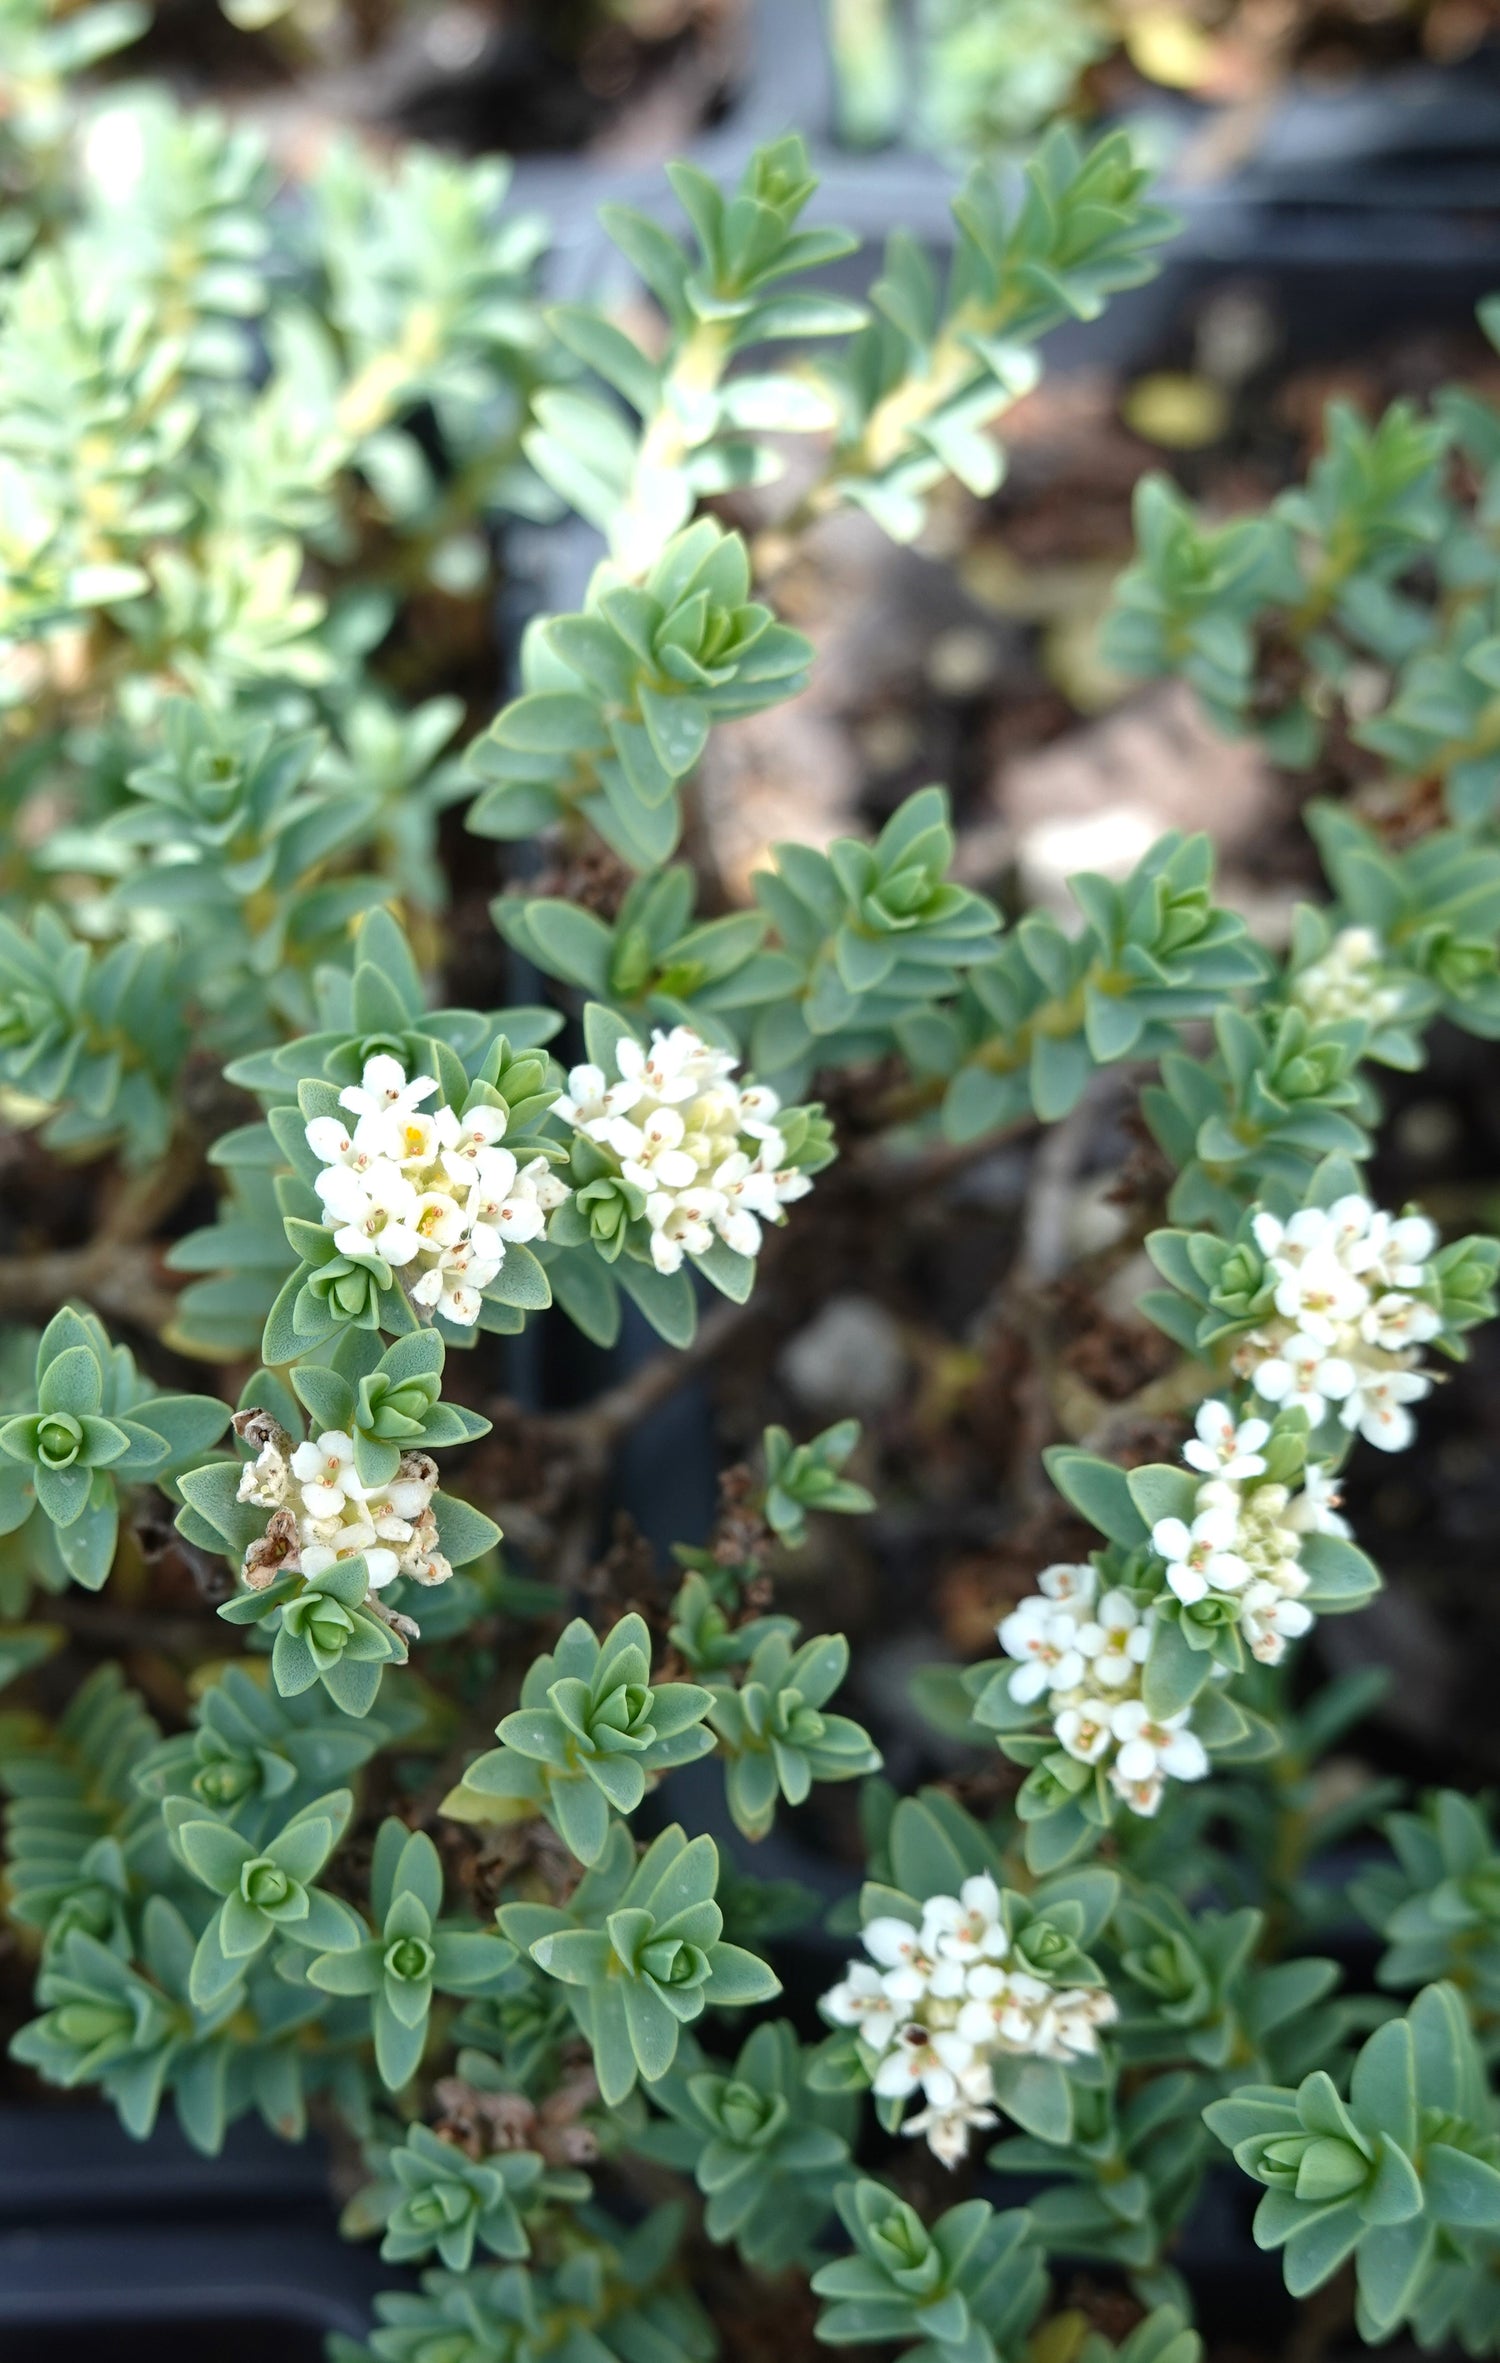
0,2106,394,2358
508,0,1500,313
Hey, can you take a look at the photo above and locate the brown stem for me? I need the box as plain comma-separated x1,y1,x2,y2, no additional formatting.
0,1240,177,1335
96,1123,204,1246
546,1290,766,1461
38,1592,214,1659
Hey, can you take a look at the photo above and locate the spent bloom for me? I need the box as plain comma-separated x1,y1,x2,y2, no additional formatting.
555,1025,812,1276
1235,1195,1442,1450
821,1871,1115,2166
235,1411,451,1599
305,1054,569,1326
997,1562,1208,1813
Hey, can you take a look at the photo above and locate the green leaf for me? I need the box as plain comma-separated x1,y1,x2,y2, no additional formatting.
1424,2143,1500,2230
1043,1448,1149,1547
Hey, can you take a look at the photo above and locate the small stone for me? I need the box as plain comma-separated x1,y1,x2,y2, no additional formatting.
779,1295,908,1418
1394,1100,1463,1166
925,626,998,698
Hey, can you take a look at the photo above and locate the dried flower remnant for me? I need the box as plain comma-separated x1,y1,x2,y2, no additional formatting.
235,1411,451,1593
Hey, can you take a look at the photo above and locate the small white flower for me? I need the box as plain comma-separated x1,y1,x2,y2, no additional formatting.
553,1062,642,1136
1269,1243,1368,1344
237,1440,289,1509
1110,1699,1209,1791
1379,1212,1439,1279
339,1055,438,1129
304,1055,568,1327
464,1152,548,1246
754,1158,813,1210
1182,1400,1271,1480
1037,1562,1097,1609
316,1159,423,1269
1286,1463,1349,1539
737,1083,783,1134
517,1155,572,1214
615,1103,697,1186
434,1100,509,1178
1110,1766,1165,1817
437,1278,484,1327
902,2066,998,2168
862,1917,933,1980
1240,1580,1315,1666
998,1596,1087,1702
1360,1291,1441,1353
921,1875,1007,1969
1151,1501,1250,1606
1054,1698,1115,1764
557,1026,814,1279
1045,1987,1118,2058
823,1961,902,2053
872,2022,977,2106
646,1189,723,1275
1342,1366,1430,1451
956,1963,1031,2050
301,1539,402,1592
386,1110,442,1169
1073,1587,1152,1687
1292,930,1407,1032
289,1431,364,1523
409,1188,468,1251
305,1115,365,1171
1249,1332,1356,1423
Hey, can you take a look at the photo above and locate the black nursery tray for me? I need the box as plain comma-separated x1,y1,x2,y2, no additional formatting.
0,2106,392,2359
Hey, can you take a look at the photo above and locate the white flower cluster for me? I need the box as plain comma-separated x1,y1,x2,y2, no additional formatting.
555,1025,811,1277
998,1562,1209,1817
1148,1400,1350,1668
1291,926,1405,1034
1235,1195,1442,1451
305,1054,570,1327
237,1420,451,1595
822,1872,1116,2167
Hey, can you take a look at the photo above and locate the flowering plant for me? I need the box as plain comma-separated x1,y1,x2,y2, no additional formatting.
1,32,1499,2363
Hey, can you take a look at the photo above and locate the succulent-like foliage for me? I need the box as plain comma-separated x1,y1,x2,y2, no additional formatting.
470,519,811,869
761,1418,875,1545
1352,1792,1500,2013
135,1664,418,1842
11,1898,240,2139
333,2207,714,2363
2,42,1500,2363
633,2020,853,2271
812,2185,1047,2363
165,1785,365,2005
1104,306,1500,840
1206,1984,1500,2344
454,1613,715,1865
0,1307,227,1590
707,1628,881,1841
307,1821,516,2090
287,1332,490,1492
499,1824,781,2104
358,2124,589,2273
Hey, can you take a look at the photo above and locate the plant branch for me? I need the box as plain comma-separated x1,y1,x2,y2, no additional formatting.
0,1239,177,1334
